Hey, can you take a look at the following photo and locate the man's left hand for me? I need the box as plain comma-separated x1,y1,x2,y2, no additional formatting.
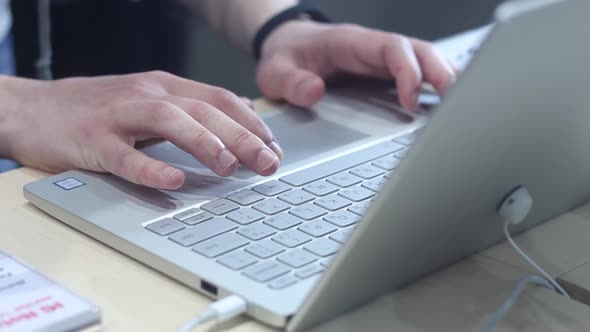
256,21,456,111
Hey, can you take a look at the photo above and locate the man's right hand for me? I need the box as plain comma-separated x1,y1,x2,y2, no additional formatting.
1,71,283,190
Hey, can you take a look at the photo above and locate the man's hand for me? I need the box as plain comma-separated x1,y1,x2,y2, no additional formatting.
257,21,456,110
4,72,283,190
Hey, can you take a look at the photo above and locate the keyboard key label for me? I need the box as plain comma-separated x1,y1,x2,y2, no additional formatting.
53,177,86,191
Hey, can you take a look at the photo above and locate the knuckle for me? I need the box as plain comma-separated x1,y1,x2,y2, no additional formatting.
419,42,436,54
147,70,173,80
148,101,179,123
123,82,150,97
210,88,240,110
183,100,211,117
336,23,364,33
190,129,212,149
230,130,257,150
387,33,406,47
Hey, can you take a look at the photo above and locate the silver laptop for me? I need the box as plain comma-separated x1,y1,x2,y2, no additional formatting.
24,0,590,330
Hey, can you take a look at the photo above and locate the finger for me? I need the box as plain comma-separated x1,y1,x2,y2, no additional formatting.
311,26,422,110
114,100,239,177
99,137,185,190
163,96,281,176
240,96,254,109
447,58,462,75
154,73,283,159
256,55,326,108
380,35,423,110
410,38,456,94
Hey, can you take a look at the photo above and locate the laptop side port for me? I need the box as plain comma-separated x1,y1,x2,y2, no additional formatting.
200,279,219,297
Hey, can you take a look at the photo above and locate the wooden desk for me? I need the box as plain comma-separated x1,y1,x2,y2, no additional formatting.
4,163,590,331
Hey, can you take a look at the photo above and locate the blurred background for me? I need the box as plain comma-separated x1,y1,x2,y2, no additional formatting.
11,0,503,97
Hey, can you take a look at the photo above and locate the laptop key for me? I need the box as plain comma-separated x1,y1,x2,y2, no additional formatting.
169,218,237,247
243,261,290,283
278,189,315,206
263,213,303,231
302,181,339,196
181,211,214,225
201,199,240,216
324,211,361,227
290,203,328,220
277,249,317,268
339,186,375,202
268,274,299,289
279,140,405,186
348,201,372,216
227,190,265,206
173,208,204,221
252,180,291,196
217,250,257,270
295,264,325,279
314,194,352,211
349,164,385,179
299,220,337,237
253,198,291,215
192,233,249,258
238,223,277,241
245,240,285,258
304,238,341,257
362,177,388,193
326,172,362,188
330,228,354,244
146,218,185,236
226,208,265,225
371,155,401,171
272,229,312,248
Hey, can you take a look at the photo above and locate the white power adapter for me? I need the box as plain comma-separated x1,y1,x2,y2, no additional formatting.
497,185,533,225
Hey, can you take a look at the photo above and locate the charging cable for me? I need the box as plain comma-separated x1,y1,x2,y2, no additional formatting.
178,295,247,332
480,186,570,332
479,274,554,332
502,220,569,298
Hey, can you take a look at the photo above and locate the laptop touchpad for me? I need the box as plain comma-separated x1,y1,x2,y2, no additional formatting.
263,107,369,168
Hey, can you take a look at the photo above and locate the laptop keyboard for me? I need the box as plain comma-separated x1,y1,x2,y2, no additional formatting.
145,131,419,290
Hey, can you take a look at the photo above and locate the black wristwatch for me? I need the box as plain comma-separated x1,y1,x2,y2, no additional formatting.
253,3,332,60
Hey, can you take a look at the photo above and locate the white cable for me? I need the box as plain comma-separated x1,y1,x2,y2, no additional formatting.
178,295,247,332
480,220,571,331
479,274,554,332
503,220,570,298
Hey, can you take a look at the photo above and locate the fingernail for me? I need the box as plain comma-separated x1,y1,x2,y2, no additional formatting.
268,140,284,161
163,168,184,188
257,146,279,171
217,148,237,171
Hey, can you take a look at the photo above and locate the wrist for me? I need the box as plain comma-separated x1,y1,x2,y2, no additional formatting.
253,4,332,59
260,20,319,59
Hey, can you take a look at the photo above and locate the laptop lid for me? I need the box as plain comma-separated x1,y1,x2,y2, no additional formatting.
289,0,590,330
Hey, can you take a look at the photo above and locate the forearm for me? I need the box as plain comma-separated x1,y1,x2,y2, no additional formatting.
0,75,39,159
180,0,298,54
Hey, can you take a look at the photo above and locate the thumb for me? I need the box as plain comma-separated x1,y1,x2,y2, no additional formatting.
257,56,326,108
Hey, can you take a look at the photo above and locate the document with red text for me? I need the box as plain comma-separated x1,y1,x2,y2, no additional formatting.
0,251,101,332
